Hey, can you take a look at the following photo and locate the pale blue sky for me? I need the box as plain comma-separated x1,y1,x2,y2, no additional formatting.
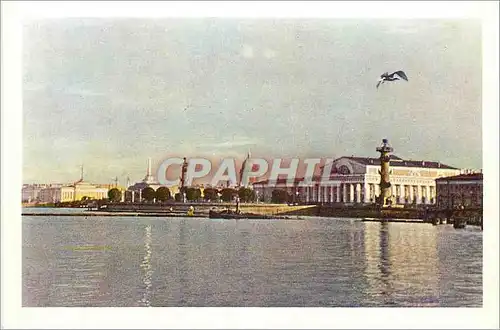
22,19,482,184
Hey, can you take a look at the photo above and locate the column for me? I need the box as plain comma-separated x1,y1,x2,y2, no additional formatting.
409,185,414,204
336,185,341,203
363,182,370,203
306,186,310,203
343,184,347,203
121,190,125,202
330,186,334,203
131,191,135,203
417,185,423,204
399,184,404,204
318,186,322,203
349,184,355,203
375,184,380,200
356,183,361,203
139,190,142,202
426,186,431,204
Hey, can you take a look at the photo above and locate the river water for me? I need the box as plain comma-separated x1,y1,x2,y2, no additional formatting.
22,214,482,307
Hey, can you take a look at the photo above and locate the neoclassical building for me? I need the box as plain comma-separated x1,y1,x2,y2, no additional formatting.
253,155,461,205
37,179,108,203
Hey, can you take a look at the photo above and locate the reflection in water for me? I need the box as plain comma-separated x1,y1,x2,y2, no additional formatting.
23,216,482,307
364,222,440,306
176,220,188,305
139,224,152,307
378,223,392,299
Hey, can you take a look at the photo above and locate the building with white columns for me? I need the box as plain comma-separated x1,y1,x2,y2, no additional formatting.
253,155,460,205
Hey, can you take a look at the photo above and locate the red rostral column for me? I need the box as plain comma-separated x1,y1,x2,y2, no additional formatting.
376,139,394,207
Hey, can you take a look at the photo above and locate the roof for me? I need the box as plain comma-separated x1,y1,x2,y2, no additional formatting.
253,176,322,186
324,155,458,170
436,173,483,182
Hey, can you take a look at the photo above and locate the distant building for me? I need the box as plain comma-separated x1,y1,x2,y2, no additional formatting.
22,183,55,202
128,157,162,192
253,155,461,205
35,168,109,203
37,178,109,203
435,172,483,208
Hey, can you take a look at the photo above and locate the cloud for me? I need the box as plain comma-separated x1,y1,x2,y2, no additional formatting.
63,86,105,97
263,48,277,59
381,22,437,35
241,44,254,58
198,137,260,149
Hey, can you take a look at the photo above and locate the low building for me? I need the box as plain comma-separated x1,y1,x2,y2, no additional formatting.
22,183,56,202
435,172,483,209
253,155,461,205
36,167,109,203
37,179,109,203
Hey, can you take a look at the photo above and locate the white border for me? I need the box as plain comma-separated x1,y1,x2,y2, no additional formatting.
2,1,499,329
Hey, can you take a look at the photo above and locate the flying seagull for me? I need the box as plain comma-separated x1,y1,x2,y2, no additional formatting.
376,70,408,88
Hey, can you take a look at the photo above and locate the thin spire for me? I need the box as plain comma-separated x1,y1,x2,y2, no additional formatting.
80,164,84,181
147,157,152,176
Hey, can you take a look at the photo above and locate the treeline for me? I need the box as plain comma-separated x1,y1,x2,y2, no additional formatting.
107,186,257,203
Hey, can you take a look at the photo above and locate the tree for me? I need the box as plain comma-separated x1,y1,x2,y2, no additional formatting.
238,187,256,203
186,187,202,201
142,187,156,202
271,189,290,204
220,188,238,202
203,187,219,201
108,188,122,202
156,186,171,202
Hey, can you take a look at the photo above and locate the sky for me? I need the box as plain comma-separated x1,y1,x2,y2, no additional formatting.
22,18,482,184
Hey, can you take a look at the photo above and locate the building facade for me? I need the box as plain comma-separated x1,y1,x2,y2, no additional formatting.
253,155,461,205
22,184,57,202
37,179,109,203
435,172,483,208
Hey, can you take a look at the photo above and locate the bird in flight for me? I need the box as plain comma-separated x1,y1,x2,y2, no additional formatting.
376,70,408,88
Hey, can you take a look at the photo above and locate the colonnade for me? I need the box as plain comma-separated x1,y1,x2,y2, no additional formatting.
303,182,436,205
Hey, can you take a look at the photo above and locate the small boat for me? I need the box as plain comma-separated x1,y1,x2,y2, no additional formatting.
208,209,271,220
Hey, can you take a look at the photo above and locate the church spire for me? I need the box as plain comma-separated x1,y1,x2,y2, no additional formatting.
143,157,156,183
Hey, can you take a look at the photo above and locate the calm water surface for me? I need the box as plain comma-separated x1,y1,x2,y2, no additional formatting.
23,214,482,307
